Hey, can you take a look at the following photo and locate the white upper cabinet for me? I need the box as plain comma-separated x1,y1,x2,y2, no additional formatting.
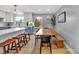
0,11,14,22
0,11,5,22
4,12,14,22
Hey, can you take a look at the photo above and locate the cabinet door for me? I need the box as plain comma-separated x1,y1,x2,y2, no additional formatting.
5,13,14,22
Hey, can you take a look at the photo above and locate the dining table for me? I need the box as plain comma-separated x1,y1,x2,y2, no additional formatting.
35,27,55,53
36,28,54,36
35,27,55,45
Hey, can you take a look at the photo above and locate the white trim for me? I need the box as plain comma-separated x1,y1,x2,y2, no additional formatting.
64,42,76,54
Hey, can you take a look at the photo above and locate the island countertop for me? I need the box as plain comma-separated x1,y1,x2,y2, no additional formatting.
0,28,25,36
0,28,25,43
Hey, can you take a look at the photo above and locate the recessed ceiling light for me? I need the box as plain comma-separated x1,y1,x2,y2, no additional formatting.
6,10,10,12
38,9,41,11
14,11,17,14
47,9,50,11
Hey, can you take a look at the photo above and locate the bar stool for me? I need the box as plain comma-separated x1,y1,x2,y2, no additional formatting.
25,33,30,41
12,34,28,50
12,36,21,50
0,39,18,54
20,33,28,44
21,33,30,42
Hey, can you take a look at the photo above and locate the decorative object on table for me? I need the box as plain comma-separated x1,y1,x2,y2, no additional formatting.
58,11,66,23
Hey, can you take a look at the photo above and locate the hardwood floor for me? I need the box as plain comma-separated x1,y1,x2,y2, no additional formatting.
31,37,70,54
7,35,70,54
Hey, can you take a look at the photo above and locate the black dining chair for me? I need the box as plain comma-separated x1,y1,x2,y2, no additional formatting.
40,35,52,54
35,28,40,46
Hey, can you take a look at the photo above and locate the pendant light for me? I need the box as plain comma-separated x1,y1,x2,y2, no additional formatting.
14,5,17,14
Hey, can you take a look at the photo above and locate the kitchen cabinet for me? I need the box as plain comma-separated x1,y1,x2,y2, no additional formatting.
4,12,14,22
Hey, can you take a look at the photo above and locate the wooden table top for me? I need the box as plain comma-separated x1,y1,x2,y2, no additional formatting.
36,28,55,35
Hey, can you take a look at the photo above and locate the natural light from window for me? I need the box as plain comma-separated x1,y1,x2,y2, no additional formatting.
15,16,24,22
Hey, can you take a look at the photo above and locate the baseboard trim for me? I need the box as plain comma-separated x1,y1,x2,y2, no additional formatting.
64,42,76,54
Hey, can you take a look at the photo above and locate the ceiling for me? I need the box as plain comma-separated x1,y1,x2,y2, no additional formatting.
0,5,62,14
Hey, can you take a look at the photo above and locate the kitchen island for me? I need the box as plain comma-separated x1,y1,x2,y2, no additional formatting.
0,28,25,42
0,28,25,53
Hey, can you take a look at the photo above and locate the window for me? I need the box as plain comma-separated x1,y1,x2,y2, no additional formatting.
15,16,24,22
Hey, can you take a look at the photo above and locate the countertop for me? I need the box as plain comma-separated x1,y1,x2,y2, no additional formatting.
0,28,25,53
0,28,25,36
36,28,55,35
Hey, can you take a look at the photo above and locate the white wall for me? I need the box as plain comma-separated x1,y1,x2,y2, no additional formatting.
22,12,33,27
55,5,79,53
24,12,33,22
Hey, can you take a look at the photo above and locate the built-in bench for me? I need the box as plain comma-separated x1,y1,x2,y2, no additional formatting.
52,32,64,48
